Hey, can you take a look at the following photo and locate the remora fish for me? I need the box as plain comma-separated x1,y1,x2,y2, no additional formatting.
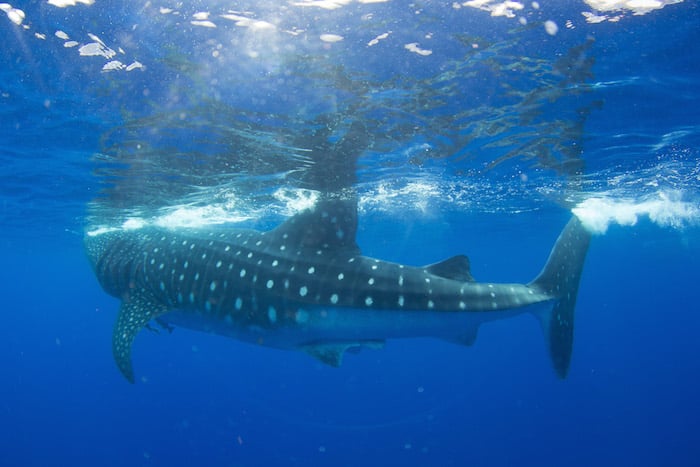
85,195,591,383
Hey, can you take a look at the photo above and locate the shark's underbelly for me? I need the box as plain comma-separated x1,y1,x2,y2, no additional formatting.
161,300,550,350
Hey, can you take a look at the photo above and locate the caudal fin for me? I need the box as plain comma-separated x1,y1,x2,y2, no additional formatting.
529,216,591,378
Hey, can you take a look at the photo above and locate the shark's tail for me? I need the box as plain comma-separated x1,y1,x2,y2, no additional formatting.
529,216,591,378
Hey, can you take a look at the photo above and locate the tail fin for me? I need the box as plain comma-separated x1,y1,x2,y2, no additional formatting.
529,216,591,378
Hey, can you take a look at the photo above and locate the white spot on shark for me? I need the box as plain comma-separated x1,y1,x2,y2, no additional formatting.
295,309,309,323
300,286,308,297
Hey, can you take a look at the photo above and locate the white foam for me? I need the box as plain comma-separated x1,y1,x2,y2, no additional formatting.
220,14,276,31
102,60,125,72
360,179,441,215
122,218,147,230
404,43,432,56
86,226,119,236
368,32,391,47
462,0,525,18
273,188,318,215
191,20,216,28
320,34,343,43
544,20,558,35
583,0,683,22
78,41,116,59
291,0,352,9
1,4,25,25
572,191,699,234
47,0,94,7
154,206,251,228
584,0,682,15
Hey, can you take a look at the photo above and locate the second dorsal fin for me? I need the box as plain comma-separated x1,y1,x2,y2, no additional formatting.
425,255,475,282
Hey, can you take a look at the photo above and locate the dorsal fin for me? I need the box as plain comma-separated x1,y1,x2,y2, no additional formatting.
424,255,475,282
270,193,360,254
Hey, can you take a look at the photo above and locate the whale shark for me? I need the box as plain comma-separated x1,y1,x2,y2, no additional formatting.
85,193,591,383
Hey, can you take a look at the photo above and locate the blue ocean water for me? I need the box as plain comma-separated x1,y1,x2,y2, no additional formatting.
1,1,700,466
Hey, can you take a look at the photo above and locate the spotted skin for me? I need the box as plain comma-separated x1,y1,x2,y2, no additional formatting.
85,199,590,382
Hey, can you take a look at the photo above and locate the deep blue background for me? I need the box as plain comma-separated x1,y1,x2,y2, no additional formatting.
2,1,700,466
2,215,700,466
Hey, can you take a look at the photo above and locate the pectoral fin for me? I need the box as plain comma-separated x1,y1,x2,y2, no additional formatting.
112,291,169,383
